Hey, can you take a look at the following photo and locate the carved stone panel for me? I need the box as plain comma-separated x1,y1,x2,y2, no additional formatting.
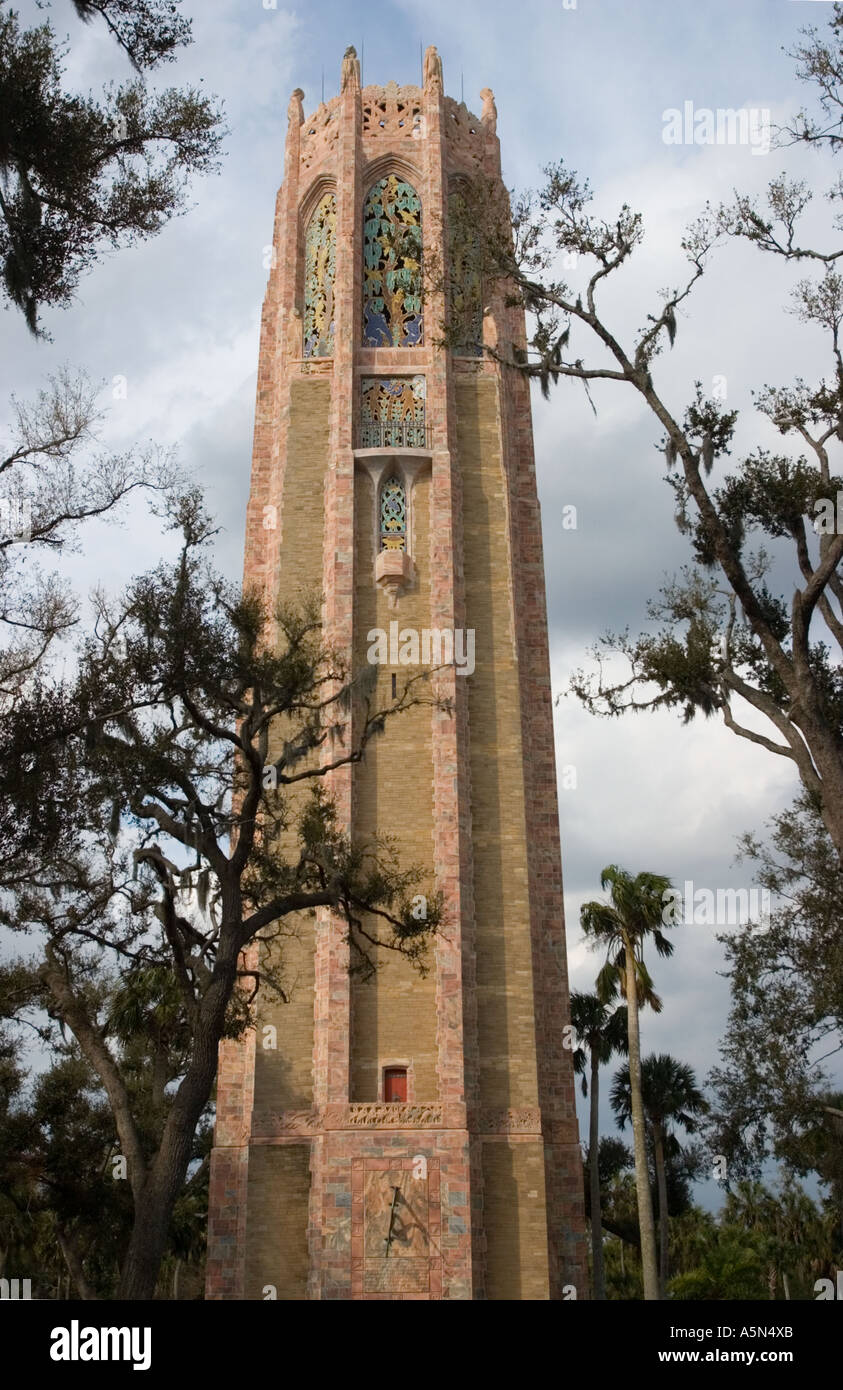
352,1157,442,1300
325,1102,443,1129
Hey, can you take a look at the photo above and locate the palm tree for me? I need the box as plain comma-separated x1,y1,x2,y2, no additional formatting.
611,1052,707,1296
570,992,628,1300
670,1204,718,1279
726,1178,836,1299
669,1233,766,1300
580,864,678,1300
724,1179,781,1299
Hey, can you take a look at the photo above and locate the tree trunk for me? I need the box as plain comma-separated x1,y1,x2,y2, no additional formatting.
116,1033,218,1298
116,925,242,1300
791,707,843,863
653,1126,669,1297
117,1094,205,1298
57,1225,96,1301
589,1049,605,1300
625,937,660,1300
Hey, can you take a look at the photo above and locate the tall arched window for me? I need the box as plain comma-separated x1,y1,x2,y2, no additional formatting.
362,175,423,347
303,192,336,357
448,186,482,355
380,476,407,551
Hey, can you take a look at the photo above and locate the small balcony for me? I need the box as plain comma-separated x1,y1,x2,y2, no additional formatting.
357,421,432,451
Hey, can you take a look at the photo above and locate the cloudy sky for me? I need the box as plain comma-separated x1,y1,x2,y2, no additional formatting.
3,0,841,1207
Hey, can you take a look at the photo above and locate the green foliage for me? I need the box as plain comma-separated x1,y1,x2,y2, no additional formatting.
708,794,843,1196
581,864,676,1009
603,1230,644,1300
570,991,628,1096
611,1053,707,1232
667,1177,842,1301
611,1053,707,1140
595,1135,634,1185
70,1,192,70
0,1003,208,1298
669,1233,767,1300
0,493,444,1296
0,4,224,333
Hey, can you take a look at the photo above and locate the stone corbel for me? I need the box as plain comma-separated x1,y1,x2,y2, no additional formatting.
375,548,413,606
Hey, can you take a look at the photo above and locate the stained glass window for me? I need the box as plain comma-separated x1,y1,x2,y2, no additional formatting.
303,192,336,357
362,176,423,347
448,187,482,356
380,476,407,551
360,376,426,449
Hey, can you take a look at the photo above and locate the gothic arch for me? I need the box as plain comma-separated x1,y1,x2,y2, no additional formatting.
362,151,422,190
299,172,337,228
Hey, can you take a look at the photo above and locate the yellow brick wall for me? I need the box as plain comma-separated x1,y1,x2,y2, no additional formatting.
350,466,438,1102
481,1143,550,1299
244,1145,311,1299
458,377,550,1295
254,379,330,1113
458,377,540,1112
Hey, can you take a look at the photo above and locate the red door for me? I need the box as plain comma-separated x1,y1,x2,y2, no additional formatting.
384,1068,407,1102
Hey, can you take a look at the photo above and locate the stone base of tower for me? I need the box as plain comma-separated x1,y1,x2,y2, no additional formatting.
309,1116,473,1300
206,1107,587,1300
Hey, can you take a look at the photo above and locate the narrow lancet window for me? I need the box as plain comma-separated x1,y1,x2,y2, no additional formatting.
303,192,336,357
362,176,423,347
380,476,407,552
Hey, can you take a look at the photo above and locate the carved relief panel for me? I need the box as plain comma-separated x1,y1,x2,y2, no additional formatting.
352,1157,441,1298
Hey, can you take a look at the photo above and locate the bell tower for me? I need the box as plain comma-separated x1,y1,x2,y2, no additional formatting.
206,45,586,1301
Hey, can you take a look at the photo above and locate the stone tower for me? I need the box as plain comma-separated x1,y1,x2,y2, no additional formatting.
206,46,586,1301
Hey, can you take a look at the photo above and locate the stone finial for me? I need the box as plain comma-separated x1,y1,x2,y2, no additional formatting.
341,45,361,92
287,88,304,126
480,87,497,133
423,45,443,93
